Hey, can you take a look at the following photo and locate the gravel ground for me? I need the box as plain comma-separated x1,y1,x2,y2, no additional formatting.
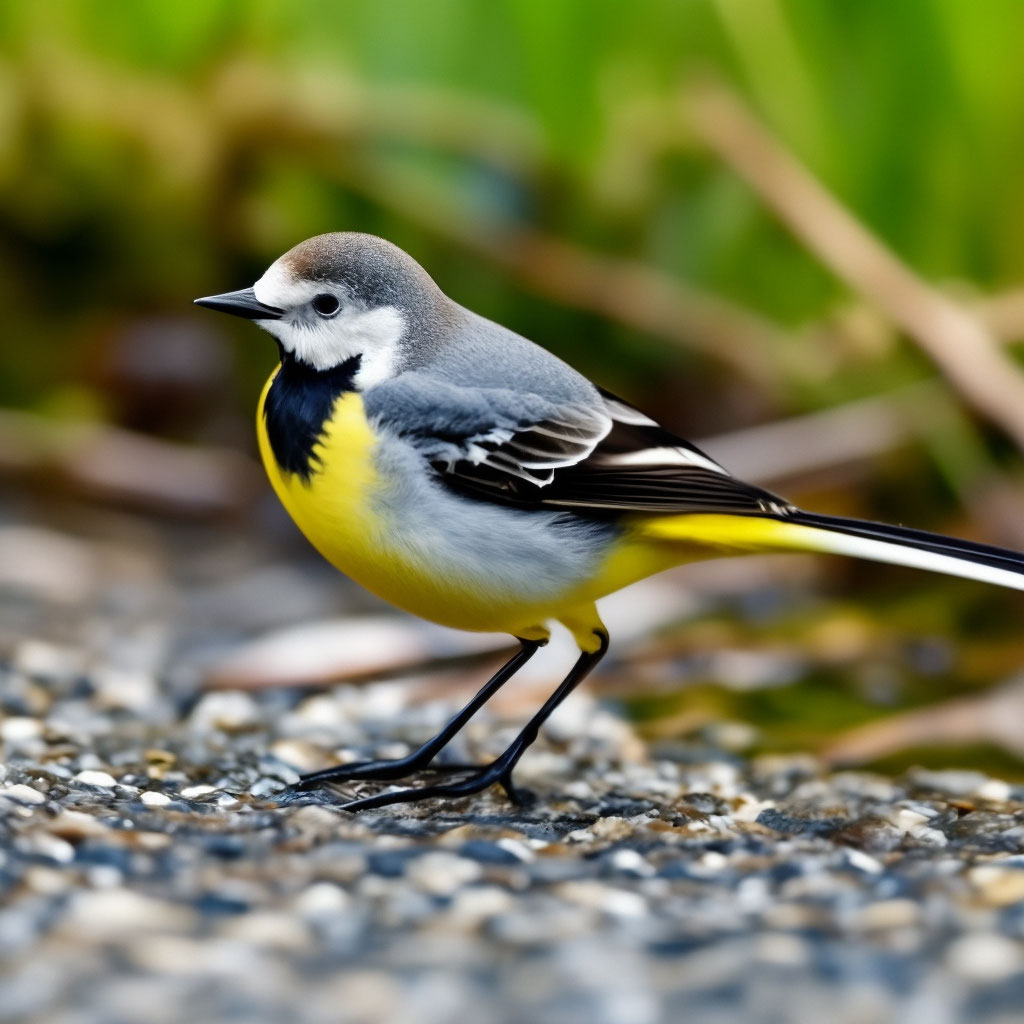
4,505,1024,1023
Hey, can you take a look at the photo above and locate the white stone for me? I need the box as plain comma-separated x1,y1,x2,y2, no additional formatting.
495,838,534,863
0,527,96,604
556,881,647,918
854,899,920,930
268,739,321,772
606,849,655,877
179,784,217,799
3,783,46,805
590,816,634,841
732,795,774,822
891,808,930,833
698,851,728,872
94,668,158,712
754,932,809,966
189,690,260,732
0,717,43,742
844,849,883,874
447,885,514,926
28,833,75,865
565,828,596,844
74,770,117,788
219,911,309,950
14,639,84,677
48,810,109,840
947,933,1023,981
406,853,482,896
86,865,124,889
976,779,1012,802
250,778,284,798
62,890,193,939
25,867,68,895
913,826,949,847
294,882,351,917
141,791,171,807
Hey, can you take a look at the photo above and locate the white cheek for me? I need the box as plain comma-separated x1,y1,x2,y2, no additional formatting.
275,306,406,385
348,307,405,389
252,262,405,387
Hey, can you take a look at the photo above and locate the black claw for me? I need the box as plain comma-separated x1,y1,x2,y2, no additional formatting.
292,756,429,790
498,774,524,805
331,759,545,812
290,758,486,794
333,762,511,812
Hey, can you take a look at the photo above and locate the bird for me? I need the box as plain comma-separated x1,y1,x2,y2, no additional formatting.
196,232,1024,812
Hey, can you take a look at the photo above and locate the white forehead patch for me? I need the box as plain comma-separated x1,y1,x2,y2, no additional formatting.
252,259,405,389
253,259,315,309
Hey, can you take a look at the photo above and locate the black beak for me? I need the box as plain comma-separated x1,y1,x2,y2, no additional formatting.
194,287,283,320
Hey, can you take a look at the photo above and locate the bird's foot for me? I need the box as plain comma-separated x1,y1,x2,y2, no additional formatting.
290,753,474,791
326,759,529,812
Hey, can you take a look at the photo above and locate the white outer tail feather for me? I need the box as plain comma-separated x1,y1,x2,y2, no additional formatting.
795,523,1024,593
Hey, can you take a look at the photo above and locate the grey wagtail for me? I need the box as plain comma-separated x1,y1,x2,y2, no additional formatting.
196,232,1024,811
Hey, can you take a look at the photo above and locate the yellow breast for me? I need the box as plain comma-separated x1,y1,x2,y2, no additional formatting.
256,369,387,581
256,368,566,634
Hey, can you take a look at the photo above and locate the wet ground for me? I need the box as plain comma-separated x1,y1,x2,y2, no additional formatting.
4,495,1024,1024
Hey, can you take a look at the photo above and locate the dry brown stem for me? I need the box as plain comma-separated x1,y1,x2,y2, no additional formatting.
683,80,1024,453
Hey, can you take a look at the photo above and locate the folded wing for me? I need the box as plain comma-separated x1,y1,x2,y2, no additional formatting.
365,375,793,517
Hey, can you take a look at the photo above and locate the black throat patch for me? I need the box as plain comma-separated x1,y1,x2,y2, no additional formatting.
262,354,362,480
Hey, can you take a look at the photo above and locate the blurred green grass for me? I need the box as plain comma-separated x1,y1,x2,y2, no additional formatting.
3,1,1024,402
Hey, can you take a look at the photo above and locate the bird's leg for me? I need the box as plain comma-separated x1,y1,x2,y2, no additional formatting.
335,629,609,812
291,638,545,791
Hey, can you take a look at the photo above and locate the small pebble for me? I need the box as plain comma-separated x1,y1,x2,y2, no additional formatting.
48,810,110,840
605,849,655,877
250,777,285,798
26,833,75,865
556,881,647,918
294,882,351,917
447,885,514,927
406,853,482,896
968,866,1024,907
60,891,193,939
93,669,158,712
179,784,217,799
3,784,46,805
976,779,1012,802
947,933,1024,981
73,770,117,788
1,718,43,742
853,899,920,931
842,849,883,874
189,690,260,733
269,739,321,772
219,911,309,950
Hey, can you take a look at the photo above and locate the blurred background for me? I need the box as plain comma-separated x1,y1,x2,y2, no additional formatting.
4,0,1024,774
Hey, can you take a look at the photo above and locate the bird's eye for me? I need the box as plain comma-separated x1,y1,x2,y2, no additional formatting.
312,293,340,317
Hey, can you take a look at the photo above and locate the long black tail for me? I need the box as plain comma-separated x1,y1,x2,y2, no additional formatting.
777,509,1024,591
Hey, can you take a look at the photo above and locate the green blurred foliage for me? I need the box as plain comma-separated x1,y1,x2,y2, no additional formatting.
2,0,1024,408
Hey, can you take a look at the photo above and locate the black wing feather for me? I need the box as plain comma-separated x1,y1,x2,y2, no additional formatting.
433,386,793,518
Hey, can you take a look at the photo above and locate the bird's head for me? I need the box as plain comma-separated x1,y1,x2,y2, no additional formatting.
195,232,446,388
